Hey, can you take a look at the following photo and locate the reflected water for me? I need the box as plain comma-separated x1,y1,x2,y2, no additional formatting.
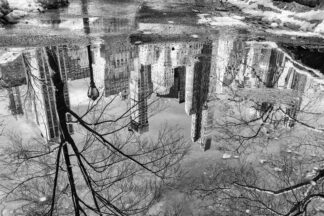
1,29,323,151
1,1,324,215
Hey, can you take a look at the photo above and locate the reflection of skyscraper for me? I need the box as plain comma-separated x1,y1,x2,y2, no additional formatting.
0,54,26,87
151,46,174,95
197,104,214,151
189,43,212,144
157,66,186,103
102,36,137,98
24,46,74,141
103,18,135,34
129,62,153,134
7,86,23,116
65,46,90,80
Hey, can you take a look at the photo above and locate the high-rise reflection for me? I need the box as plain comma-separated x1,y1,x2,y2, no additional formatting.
129,63,153,134
102,36,137,99
0,32,321,148
22,47,74,141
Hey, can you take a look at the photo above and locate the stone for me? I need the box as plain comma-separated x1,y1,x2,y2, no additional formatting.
3,12,19,24
10,9,27,18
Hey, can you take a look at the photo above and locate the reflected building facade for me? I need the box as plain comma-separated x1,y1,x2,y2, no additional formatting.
188,43,212,150
23,46,74,141
7,86,24,116
129,60,153,134
65,45,91,80
2,31,321,150
102,36,137,99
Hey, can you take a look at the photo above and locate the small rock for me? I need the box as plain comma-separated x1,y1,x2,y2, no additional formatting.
3,13,19,24
11,10,27,18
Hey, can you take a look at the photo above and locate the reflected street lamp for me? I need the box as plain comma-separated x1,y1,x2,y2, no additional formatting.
82,1,99,101
87,44,99,101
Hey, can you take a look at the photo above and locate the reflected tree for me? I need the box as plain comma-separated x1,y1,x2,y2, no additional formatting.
0,46,189,216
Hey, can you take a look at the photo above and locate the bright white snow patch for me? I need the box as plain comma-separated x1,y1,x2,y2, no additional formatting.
39,197,47,202
315,21,324,34
274,167,283,172
0,51,21,64
7,0,42,12
227,0,324,37
198,14,247,27
222,153,232,159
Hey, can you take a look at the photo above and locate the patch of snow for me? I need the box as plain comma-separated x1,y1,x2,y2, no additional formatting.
7,0,42,12
197,14,247,27
274,167,283,172
246,41,278,48
227,0,324,38
314,21,324,34
143,31,152,34
232,15,244,20
259,159,267,164
0,52,21,64
222,153,232,159
295,10,324,21
266,28,322,38
270,22,279,28
39,197,47,202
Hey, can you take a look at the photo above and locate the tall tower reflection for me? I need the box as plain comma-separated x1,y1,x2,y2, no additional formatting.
0,53,26,116
189,43,212,151
129,59,153,134
23,46,74,141
102,36,137,99
157,66,186,103
7,86,24,116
